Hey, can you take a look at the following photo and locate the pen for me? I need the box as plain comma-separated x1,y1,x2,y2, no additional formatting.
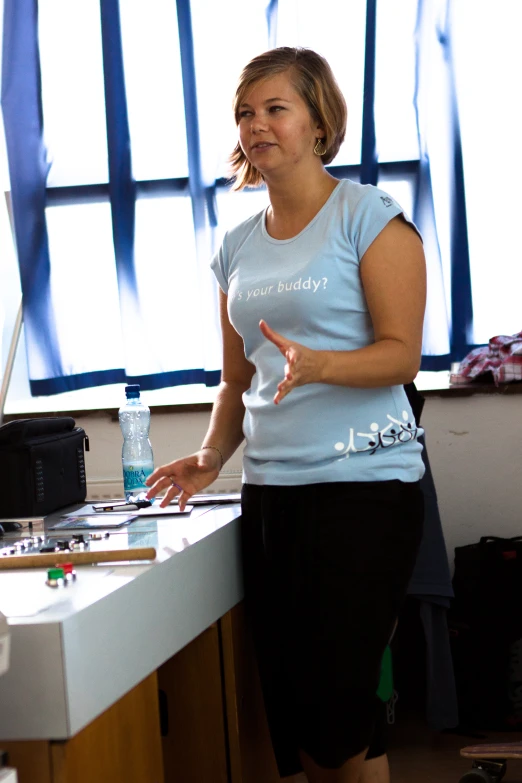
92,500,152,513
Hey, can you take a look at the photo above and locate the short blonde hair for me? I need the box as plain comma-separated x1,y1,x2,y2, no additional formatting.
229,47,347,191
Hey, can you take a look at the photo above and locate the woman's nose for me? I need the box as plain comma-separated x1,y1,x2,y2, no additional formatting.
250,114,268,133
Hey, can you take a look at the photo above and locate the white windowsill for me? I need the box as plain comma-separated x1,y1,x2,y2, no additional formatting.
3,371,450,416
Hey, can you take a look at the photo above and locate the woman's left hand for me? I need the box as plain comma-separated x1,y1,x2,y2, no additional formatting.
260,319,326,404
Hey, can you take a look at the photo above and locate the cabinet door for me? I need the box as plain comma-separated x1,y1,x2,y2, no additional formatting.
157,623,228,783
0,741,52,783
220,603,281,783
50,672,164,783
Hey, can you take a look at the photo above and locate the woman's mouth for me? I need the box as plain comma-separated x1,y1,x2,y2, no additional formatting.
252,142,275,151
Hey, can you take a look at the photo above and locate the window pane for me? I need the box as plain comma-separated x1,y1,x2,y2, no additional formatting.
452,2,522,342
215,187,269,247
191,0,271,184
133,196,210,370
120,0,188,180
276,0,366,166
39,1,108,186
46,203,124,372
375,0,419,162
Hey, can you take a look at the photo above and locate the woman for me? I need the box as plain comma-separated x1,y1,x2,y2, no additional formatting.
146,47,426,783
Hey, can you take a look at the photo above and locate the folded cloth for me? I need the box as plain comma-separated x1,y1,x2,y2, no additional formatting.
454,331,522,386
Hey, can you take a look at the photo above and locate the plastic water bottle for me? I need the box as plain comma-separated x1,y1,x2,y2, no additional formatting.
119,384,154,501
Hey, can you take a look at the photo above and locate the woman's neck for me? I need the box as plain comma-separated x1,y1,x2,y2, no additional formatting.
265,170,339,240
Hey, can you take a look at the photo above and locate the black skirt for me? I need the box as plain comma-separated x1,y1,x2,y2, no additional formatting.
240,479,424,776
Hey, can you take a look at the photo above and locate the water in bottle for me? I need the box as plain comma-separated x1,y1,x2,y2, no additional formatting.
119,384,154,501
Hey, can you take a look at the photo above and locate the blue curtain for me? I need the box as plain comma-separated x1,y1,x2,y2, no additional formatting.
99,0,141,383
360,0,377,187
413,0,474,370
1,0,63,386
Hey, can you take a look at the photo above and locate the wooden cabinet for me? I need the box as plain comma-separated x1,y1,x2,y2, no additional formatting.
0,673,163,783
220,603,281,783
1,604,286,783
0,742,52,783
157,623,228,783
158,609,283,783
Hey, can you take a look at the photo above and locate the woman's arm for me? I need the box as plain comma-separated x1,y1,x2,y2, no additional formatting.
202,290,255,464
146,290,254,507
320,214,426,387
260,216,426,402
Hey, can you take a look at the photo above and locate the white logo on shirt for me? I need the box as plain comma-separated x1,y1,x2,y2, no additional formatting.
334,411,418,457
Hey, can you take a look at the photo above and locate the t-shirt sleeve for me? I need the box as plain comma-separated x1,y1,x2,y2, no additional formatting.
210,236,229,294
349,186,422,260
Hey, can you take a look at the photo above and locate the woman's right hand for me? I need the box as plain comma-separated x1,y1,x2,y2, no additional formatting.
145,449,221,510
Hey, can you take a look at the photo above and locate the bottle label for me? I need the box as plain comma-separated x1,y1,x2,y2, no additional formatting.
123,462,154,493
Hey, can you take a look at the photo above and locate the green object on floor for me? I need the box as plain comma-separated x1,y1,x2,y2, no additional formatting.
376,645,393,702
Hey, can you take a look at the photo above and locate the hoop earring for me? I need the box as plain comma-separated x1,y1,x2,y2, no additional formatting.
313,138,327,157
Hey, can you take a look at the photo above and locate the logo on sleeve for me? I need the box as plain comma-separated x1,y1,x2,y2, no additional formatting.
380,196,394,207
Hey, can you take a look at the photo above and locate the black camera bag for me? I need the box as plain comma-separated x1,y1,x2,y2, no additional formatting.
0,417,89,517
448,535,522,730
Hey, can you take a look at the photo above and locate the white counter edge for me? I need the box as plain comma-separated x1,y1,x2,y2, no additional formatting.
0,508,243,740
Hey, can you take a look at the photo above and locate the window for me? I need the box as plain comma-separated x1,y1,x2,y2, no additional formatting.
39,1,109,186
119,0,188,181
275,0,367,165
1,0,519,415
451,1,522,344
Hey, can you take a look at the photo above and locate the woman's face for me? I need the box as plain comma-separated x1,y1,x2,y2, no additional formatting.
237,71,323,179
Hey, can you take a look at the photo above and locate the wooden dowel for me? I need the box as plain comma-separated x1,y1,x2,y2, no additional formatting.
0,547,157,570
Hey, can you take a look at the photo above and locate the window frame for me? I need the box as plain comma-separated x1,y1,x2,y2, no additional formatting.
2,0,483,416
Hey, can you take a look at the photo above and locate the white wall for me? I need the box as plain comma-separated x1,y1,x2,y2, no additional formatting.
421,394,522,564
80,408,245,498
78,392,522,569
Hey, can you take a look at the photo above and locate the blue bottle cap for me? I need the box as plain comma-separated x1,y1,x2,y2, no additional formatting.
125,384,140,398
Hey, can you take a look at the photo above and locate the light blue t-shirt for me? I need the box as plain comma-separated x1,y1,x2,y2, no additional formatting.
211,178,425,485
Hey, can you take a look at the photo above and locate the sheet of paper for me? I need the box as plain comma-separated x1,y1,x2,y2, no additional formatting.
66,501,192,518
171,492,241,505
137,502,193,516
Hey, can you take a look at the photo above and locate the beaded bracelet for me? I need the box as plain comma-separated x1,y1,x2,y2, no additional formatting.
202,445,224,470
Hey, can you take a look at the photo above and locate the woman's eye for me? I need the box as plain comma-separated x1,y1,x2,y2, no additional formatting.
269,105,284,113
239,110,252,118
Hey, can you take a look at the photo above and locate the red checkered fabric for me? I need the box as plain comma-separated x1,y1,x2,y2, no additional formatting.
454,331,522,386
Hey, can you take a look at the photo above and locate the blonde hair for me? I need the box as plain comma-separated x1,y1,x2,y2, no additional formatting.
229,47,347,191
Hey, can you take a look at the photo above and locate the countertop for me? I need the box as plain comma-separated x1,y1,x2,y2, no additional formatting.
0,501,242,740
